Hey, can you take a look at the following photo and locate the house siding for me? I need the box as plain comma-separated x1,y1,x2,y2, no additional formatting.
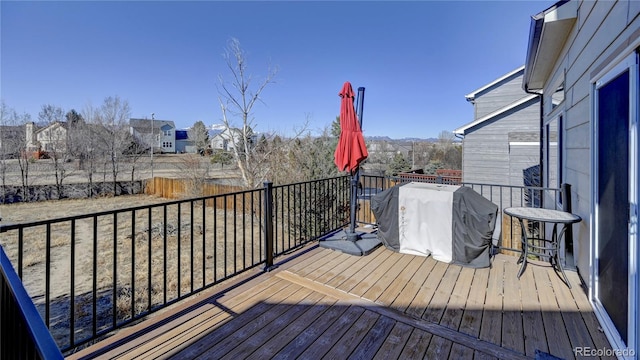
473,76,530,119
541,0,640,285
461,97,540,186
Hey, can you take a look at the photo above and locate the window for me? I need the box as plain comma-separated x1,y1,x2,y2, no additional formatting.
545,115,562,192
546,71,565,115
163,130,171,136
162,142,173,148
551,81,565,111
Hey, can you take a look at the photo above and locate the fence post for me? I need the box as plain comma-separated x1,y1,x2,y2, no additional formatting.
263,181,276,271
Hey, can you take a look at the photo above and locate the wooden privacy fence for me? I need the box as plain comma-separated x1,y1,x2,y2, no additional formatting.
145,177,243,198
144,177,253,210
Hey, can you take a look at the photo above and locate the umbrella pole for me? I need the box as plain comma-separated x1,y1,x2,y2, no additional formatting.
346,169,360,241
346,87,366,241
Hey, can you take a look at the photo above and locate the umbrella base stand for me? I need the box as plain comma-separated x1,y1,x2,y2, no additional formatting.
319,229,381,256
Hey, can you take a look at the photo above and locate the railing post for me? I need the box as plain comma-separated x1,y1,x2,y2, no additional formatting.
561,183,573,254
263,181,276,271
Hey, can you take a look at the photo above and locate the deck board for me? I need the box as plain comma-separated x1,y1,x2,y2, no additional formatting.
397,328,433,359
347,315,397,360
218,290,328,360
321,309,381,359
519,261,549,357
362,252,413,301
371,321,414,360
566,272,616,360
68,246,612,360
336,248,393,292
532,264,575,360
125,277,293,359
350,251,403,297
389,256,435,312
405,259,447,319
502,260,525,354
377,255,425,306
244,295,338,359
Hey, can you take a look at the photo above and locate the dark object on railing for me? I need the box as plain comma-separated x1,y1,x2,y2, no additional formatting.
561,183,573,254
523,164,541,207
263,181,275,271
1,246,63,359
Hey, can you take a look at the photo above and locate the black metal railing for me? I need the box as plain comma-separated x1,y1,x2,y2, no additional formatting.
0,175,350,354
1,245,63,360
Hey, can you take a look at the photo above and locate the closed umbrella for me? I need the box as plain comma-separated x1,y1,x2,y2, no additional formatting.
335,81,368,173
320,82,380,256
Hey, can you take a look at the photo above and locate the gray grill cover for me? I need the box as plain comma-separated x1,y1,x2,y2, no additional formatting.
371,184,498,268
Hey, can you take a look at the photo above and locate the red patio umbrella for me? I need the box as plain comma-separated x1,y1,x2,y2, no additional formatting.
320,82,380,256
335,81,368,173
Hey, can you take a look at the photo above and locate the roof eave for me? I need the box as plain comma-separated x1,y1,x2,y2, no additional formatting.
465,66,526,101
523,0,577,92
453,94,539,135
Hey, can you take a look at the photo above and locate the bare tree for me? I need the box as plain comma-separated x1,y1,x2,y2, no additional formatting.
217,38,280,188
95,96,131,195
0,101,11,191
78,103,103,196
7,110,33,201
0,101,26,199
434,130,461,170
125,134,147,182
38,104,73,199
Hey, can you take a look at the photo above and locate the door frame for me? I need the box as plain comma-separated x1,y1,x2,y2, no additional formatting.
590,52,638,356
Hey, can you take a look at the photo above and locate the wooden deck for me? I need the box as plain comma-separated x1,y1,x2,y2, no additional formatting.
68,244,613,360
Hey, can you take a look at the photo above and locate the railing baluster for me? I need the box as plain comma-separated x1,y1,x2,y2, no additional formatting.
251,192,255,266
92,215,98,337
190,200,194,293
233,194,237,273
177,203,181,297
263,181,274,271
287,185,291,249
148,207,152,311
214,196,218,283
258,191,263,263
70,218,76,346
45,223,51,328
163,205,167,305
112,212,117,328
131,210,136,319
242,193,246,270
202,199,206,288
18,227,23,279
223,195,227,278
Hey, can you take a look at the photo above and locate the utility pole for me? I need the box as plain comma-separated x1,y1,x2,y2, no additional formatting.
151,113,154,179
412,141,415,169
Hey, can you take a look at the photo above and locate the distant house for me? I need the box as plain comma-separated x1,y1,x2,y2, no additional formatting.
26,121,69,153
209,126,257,152
522,0,640,354
453,66,540,186
129,118,176,154
175,130,195,153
